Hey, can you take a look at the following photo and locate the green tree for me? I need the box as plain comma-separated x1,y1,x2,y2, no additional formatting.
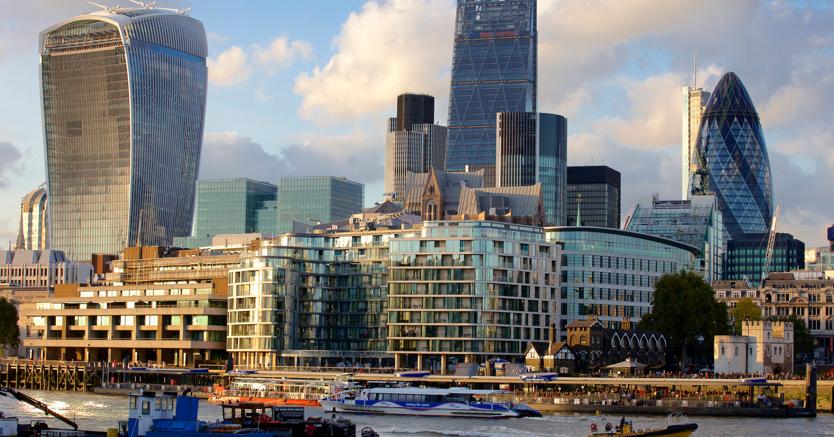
730,298,762,334
638,272,729,369
768,315,815,363
0,297,19,354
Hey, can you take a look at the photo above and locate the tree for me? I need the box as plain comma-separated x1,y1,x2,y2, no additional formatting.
0,297,20,354
730,298,762,334
638,272,729,369
768,315,815,363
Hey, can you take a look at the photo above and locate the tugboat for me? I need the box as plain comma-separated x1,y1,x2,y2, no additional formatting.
126,390,359,437
588,416,698,437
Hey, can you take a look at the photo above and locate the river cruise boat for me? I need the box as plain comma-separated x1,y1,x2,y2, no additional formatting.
320,387,542,418
210,378,342,407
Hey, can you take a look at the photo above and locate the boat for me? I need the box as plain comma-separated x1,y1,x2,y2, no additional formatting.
320,387,542,418
128,390,359,437
519,372,559,382
393,370,431,378
588,416,698,437
210,378,336,407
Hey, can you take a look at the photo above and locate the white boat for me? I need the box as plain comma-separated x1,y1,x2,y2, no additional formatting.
320,387,542,418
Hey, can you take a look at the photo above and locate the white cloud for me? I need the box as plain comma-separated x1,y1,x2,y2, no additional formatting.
200,130,382,185
252,36,313,74
293,0,455,123
207,46,251,86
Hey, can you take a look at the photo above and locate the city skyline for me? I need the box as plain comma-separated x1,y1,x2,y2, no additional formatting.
0,0,833,248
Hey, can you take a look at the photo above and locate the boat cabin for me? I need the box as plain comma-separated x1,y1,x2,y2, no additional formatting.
357,388,506,404
126,391,182,437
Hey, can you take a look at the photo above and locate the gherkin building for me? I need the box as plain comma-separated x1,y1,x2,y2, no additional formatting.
693,72,773,240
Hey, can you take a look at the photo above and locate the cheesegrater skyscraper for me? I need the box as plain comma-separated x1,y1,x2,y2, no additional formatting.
445,0,537,186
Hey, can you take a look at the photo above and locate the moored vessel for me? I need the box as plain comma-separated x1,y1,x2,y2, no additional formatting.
588,415,698,437
320,387,541,418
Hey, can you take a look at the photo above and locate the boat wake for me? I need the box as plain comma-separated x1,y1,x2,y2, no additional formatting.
365,423,568,437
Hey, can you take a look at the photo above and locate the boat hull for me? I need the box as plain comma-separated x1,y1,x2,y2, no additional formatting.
591,423,698,437
320,400,519,418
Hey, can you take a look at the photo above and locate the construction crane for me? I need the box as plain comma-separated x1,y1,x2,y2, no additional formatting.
0,387,78,430
760,205,782,287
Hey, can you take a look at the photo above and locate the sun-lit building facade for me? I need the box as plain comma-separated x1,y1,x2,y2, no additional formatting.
681,86,710,199
387,221,560,371
40,7,207,260
446,0,537,186
16,186,48,250
545,227,699,336
227,229,414,368
624,195,724,282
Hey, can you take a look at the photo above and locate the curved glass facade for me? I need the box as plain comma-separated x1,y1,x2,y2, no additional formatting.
545,227,699,335
695,72,772,239
445,0,536,184
41,10,207,260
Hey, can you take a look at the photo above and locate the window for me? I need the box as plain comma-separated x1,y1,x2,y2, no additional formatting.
142,401,150,415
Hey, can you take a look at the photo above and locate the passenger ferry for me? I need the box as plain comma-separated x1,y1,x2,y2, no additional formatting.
320,387,542,418
210,378,345,407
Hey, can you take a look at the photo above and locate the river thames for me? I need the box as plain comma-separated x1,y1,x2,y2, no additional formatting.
0,390,832,436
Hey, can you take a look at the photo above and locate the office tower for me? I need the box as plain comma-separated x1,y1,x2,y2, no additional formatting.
566,166,621,228
545,226,699,334
724,233,804,283
384,94,447,201
277,176,364,232
624,195,725,282
681,86,710,199
446,0,537,186
40,6,207,260
173,179,278,248
16,186,48,250
692,72,772,240
396,93,434,132
496,112,567,225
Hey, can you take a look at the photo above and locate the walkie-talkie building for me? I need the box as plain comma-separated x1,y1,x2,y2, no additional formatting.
446,0,537,186
40,6,207,260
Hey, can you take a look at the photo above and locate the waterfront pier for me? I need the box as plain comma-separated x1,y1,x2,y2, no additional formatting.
0,360,101,392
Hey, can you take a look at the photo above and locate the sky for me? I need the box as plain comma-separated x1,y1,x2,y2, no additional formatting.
0,0,833,248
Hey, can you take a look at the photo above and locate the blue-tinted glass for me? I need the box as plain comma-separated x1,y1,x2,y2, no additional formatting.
696,72,772,240
446,0,537,179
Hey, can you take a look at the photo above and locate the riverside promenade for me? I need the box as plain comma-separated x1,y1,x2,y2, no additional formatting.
224,369,833,416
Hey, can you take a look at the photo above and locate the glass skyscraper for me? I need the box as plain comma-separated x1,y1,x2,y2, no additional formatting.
724,232,804,283
40,7,207,261
276,176,364,233
566,166,621,228
496,112,567,225
446,0,537,186
624,195,724,283
692,72,773,240
173,178,278,248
